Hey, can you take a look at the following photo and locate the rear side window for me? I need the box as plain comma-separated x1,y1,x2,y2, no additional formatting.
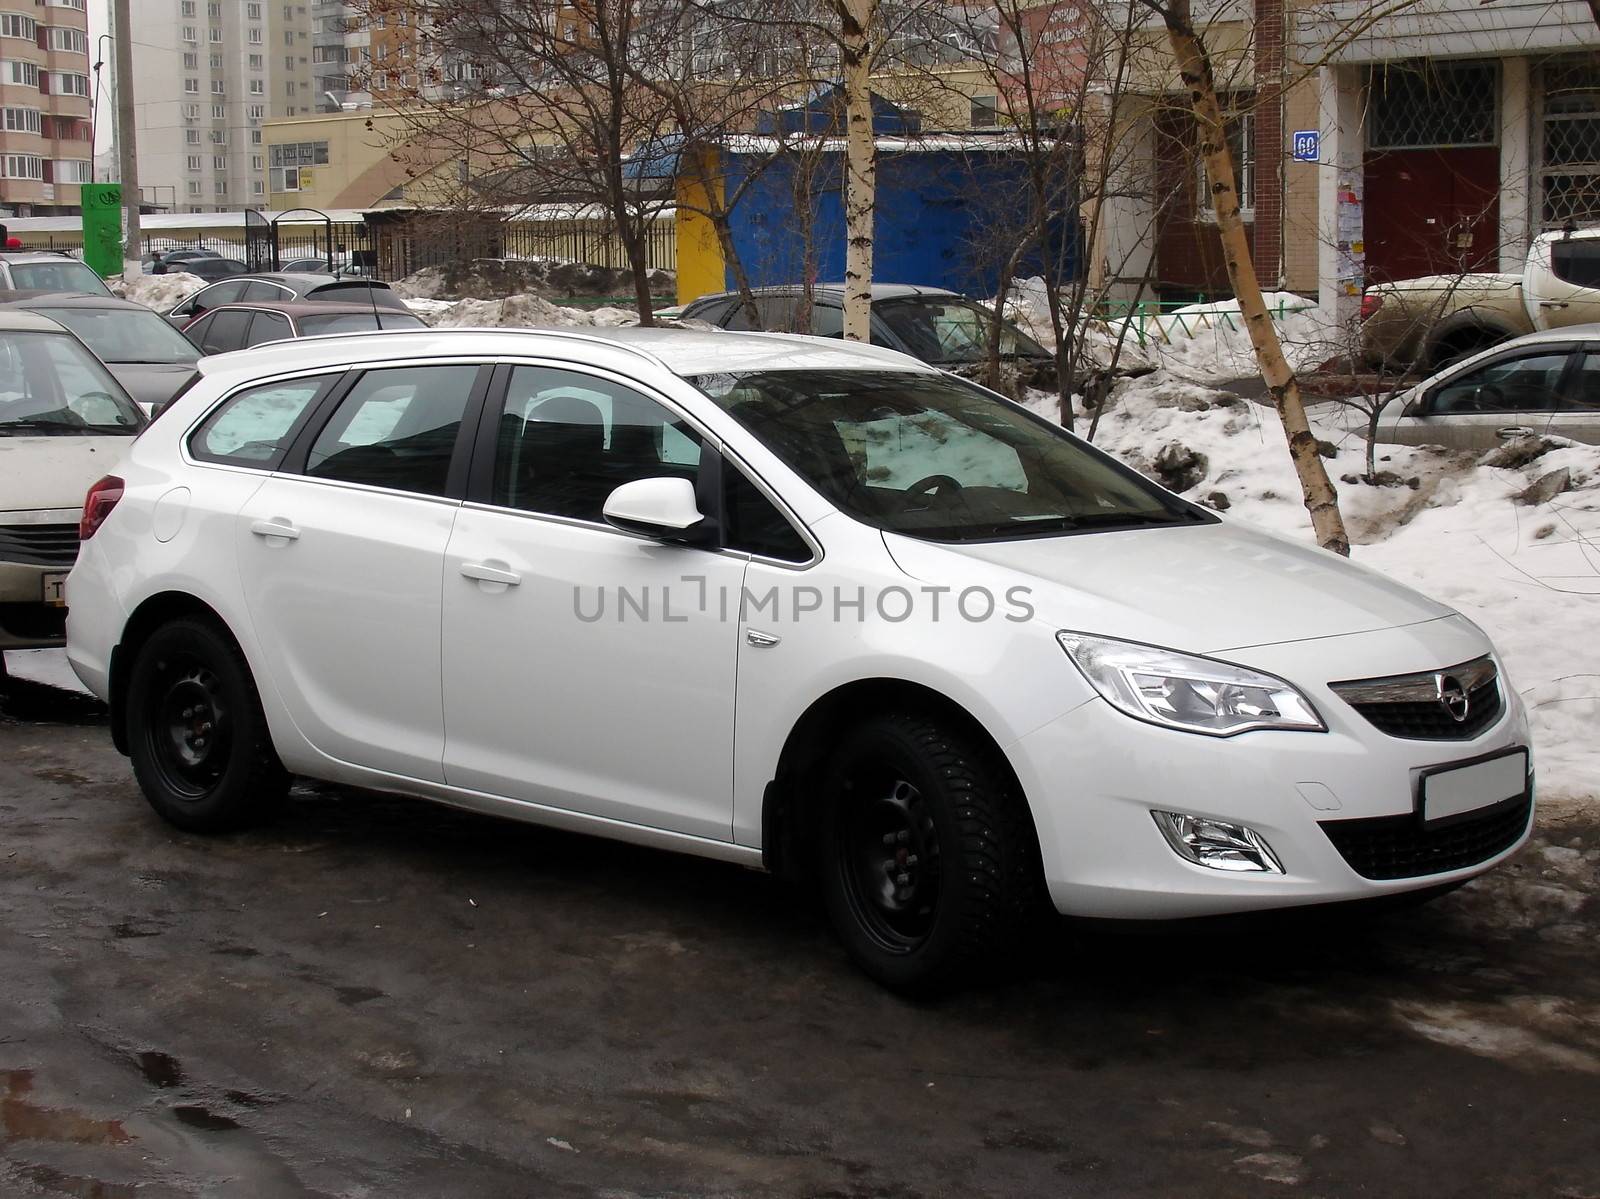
304,364,479,496
242,281,294,302
1551,240,1600,289
189,374,333,468
192,280,247,312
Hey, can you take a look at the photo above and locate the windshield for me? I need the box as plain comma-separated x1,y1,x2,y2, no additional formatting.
0,331,145,435
691,370,1200,542
874,297,1047,365
8,259,114,297
298,311,428,336
35,306,201,365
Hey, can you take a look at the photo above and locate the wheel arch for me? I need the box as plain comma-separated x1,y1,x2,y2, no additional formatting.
108,591,240,755
760,676,1034,882
1420,308,1521,372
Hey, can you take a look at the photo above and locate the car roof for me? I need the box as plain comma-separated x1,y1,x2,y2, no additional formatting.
691,283,958,305
0,308,84,333
200,300,420,317
1491,323,1600,346
0,251,87,264
195,326,933,382
212,272,393,290
0,291,155,311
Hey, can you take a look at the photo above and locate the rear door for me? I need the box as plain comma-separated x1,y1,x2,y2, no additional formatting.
235,361,491,781
1525,232,1600,330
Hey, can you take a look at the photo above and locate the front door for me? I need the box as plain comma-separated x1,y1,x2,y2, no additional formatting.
236,362,486,781
441,364,745,841
1384,347,1580,450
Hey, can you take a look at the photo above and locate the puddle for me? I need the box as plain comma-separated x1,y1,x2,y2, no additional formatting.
334,985,385,1007
109,922,161,940
211,944,260,958
133,1050,185,1089
2,1069,133,1146
171,1104,241,1132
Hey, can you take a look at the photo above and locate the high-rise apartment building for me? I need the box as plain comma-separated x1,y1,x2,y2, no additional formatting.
0,0,93,216
133,0,314,212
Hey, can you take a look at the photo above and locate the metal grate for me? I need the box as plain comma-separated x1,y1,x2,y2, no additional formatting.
1320,795,1531,881
0,523,79,568
1367,60,1499,152
1540,58,1600,229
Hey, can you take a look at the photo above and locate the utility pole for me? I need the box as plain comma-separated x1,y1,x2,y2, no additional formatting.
112,0,141,277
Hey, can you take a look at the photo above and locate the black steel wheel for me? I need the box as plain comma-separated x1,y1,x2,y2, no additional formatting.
127,617,287,832
819,711,1041,994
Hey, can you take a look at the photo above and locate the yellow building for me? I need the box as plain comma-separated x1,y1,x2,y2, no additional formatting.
261,109,423,212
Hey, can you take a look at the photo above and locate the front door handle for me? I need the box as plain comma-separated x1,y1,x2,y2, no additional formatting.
460,561,522,587
1497,425,1536,439
249,519,299,541
1537,300,1569,309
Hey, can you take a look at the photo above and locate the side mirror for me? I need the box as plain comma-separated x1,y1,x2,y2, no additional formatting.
603,477,709,543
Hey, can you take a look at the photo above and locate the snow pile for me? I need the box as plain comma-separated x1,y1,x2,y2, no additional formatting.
430,293,640,330
402,297,460,321
108,272,207,310
1057,371,1600,803
1000,278,1335,379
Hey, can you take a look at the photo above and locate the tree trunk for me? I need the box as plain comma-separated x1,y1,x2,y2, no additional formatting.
1157,0,1349,555
838,0,876,342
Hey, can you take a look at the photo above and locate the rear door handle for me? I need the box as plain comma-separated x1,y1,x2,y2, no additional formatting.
1497,426,1536,439
249,519,299,541
1537,301,1569,309
460,561,522,586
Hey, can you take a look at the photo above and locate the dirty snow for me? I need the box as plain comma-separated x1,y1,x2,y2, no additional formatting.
108,272,207,309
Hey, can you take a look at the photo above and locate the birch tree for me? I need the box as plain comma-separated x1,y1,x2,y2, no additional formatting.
833,0,878,341
1138,0,1350,555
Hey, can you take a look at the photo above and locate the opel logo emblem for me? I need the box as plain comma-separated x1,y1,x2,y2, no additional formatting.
1436,674,1470,723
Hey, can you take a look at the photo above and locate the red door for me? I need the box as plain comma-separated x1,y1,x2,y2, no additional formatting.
1363,147,1500,283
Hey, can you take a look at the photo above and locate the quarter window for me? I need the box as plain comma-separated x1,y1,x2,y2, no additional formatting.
305,364,480,496
190,375,332,467
1430,352,1574,414
490,366,702,522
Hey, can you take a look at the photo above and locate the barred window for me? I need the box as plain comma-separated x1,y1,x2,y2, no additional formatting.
1540,57,1600,230
1367,60,1499,151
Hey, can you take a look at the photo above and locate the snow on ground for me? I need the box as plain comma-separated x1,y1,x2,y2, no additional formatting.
1048,352,1600,805
429,293,641,329
108,272,207,309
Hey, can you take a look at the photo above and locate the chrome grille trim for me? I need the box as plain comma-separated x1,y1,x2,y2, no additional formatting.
1329,656,1498,706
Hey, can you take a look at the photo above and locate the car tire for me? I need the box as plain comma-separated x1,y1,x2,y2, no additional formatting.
818,711,1040,994
127,618,287,832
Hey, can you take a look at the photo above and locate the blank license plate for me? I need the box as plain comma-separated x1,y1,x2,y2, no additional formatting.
41,572,67,607
1422,751,1528,825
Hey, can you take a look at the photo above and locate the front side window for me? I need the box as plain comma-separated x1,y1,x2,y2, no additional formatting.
7,259,112,296
33,306,200,365
190,375,331,466
491,366,702,522
245,311,293,346
191,309,254,354
723,465,810,562
1430,351,1574,414
0,331,143,436
692,370,1201,542
873,297,1045,366
305,364,479,496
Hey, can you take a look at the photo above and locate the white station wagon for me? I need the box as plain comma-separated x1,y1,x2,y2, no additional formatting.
66,328,1533,991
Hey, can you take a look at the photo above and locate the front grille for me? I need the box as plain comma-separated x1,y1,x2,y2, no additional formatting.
1320,794,1532,880
0,522,80,568
1331,657,1503,741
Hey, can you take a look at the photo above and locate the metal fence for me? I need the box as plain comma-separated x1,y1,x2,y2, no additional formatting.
15,214,677,282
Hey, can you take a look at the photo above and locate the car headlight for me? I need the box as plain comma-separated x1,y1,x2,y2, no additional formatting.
1056,632,1324,736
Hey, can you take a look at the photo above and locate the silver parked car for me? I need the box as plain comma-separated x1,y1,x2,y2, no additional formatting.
1377,325,1600,449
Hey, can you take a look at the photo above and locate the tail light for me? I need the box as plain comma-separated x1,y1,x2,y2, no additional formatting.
1359,292,1384,321
80,475,124,541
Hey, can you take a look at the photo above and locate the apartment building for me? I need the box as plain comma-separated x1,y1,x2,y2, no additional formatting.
133,0,314,213
0,0,93,216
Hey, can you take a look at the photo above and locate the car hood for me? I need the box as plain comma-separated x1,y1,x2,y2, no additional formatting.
107,362,200,412
882,518,1453,654
0,435,132,513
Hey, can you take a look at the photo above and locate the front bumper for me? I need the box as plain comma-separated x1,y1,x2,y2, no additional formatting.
1012,619,1534,919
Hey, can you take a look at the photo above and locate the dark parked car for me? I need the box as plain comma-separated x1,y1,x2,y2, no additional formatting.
0,251,114,297
144,247,221,273
164,272,409,328
181,300,428,356
681,283,1052,371
182,258,251,283
0,293,201,414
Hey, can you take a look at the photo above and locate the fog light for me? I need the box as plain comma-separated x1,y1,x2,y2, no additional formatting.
1152,811,1284,874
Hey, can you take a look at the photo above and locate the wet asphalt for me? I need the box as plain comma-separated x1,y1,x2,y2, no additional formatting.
1,662,1598,1198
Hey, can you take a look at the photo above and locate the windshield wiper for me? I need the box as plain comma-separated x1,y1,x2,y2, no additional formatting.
0,417,133,435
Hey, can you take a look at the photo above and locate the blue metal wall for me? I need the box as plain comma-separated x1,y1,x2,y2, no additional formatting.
724,149,1077,296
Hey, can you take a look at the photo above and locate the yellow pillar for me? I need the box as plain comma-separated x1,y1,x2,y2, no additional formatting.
675,149,727,306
